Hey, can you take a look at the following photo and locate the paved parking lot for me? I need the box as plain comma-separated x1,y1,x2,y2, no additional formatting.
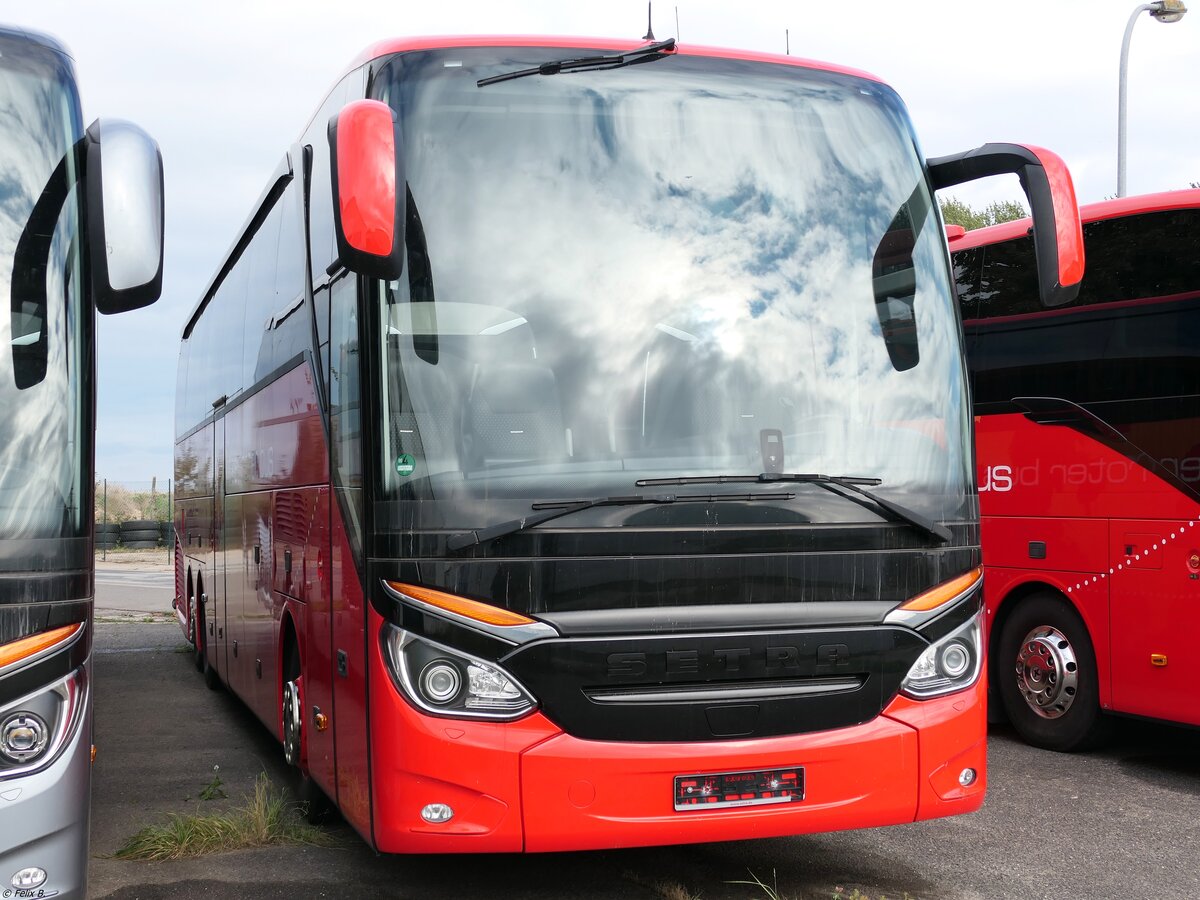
88,612,1200,899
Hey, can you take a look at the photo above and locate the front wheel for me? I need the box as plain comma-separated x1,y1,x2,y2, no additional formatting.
996,592,1111,752
282,667,333,824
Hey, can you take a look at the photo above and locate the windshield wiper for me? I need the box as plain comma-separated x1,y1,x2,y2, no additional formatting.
445,490,794,551
636,473,953,544
477,39,676,87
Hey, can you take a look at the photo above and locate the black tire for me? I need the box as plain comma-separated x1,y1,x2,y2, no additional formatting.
996,592,1111,752
122,539,160,549
94,537,118,549
190,591,205,673
296,772,334,825
161,524,176,542
121,519,158,532
120,529,161,542
203,652,222,690
197,589,221,690
95,522,119,535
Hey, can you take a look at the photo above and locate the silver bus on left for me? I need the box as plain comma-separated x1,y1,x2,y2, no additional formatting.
0,24,164,899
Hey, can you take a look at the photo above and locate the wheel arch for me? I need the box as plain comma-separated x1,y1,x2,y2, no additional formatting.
987,574,1111,713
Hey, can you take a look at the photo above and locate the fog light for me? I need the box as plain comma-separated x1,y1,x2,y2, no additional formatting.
420,802,454,824
11,867,47,889
958,768,977,787
1,712,49,763
420,662,462,705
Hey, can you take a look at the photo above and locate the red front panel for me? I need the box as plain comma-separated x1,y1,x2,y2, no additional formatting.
367,608,985,853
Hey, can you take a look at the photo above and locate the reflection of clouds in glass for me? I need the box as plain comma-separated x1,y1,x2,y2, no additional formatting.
0,53,83,538
388,54,969,520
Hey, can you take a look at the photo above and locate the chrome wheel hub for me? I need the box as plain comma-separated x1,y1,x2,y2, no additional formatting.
282,678,302,766
1015,625,1079,719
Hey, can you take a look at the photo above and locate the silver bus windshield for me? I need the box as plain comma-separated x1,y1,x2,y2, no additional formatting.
372,49,970,532
0,34,86,549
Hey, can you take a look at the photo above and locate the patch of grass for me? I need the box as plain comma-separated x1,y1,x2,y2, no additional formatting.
730,870,790,900
622,870,701,900
114,773,336,860
198,774,226,801
730,870,919,900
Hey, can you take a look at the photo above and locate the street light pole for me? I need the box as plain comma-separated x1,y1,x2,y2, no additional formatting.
1117,0,1187,197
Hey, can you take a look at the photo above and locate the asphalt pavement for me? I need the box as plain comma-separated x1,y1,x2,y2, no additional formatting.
86,584,1200,899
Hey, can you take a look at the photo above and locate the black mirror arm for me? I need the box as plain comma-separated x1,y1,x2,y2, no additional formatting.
927,143,1083,308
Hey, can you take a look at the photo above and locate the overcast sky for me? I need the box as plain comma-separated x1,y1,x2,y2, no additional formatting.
5,1,1197,485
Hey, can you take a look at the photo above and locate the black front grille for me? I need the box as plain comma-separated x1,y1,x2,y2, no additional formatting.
501,626,926,742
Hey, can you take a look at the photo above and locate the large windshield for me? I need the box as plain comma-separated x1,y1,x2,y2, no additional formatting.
0,32,86,548
372,48,970,533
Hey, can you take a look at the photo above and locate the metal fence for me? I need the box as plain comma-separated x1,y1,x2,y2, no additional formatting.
95,478,173,561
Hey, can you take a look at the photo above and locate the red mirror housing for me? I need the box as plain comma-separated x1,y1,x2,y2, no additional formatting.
328,99,404,280
928,143,1084,308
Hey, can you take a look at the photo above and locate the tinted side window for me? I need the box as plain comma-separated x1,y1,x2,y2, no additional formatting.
303,68,365,285
1076,209,1200,305
957,208,1200,322
243,203,281,385
974,235,1039,319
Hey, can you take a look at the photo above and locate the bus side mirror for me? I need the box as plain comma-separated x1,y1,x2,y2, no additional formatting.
328,100,405,280
928,143,1084,308
86,119,165,315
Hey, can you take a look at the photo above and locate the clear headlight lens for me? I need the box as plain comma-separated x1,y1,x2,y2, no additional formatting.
901,612,983,699
383,625,537,720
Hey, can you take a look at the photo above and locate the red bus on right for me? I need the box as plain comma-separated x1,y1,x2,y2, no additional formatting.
951,189,1200,751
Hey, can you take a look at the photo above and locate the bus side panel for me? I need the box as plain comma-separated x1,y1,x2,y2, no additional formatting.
291,486,335,799
332,504,370,840
1108,517,1200,725
223,489,250,699
242,489,278,731
976,412,1199,521
211,417,228,683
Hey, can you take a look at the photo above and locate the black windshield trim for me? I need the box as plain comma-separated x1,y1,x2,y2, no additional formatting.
636,473,951,544
446,490,794,551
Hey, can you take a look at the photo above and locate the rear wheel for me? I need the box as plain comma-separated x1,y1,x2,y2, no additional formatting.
996,592,1111,752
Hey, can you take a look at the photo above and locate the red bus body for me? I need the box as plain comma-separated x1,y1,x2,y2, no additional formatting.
174,35,1082,851
952,190,1200,749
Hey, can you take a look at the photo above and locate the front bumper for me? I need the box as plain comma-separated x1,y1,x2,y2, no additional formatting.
368,607,986,853
0,663,91,899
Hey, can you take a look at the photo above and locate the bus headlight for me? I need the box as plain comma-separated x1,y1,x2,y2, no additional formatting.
900,613,983,699
383,625,537,720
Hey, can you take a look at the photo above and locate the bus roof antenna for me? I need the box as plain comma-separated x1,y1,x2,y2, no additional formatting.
643,2,656,41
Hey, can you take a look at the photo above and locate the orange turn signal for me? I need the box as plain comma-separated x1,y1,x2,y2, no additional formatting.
386,582,535,627
0,622,84,670
897,567,983,612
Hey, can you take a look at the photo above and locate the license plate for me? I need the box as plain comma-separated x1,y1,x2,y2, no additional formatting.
674,766,804,811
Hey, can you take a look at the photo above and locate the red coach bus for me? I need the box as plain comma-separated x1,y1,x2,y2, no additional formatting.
951,189,1200,752
174,35,1084,851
